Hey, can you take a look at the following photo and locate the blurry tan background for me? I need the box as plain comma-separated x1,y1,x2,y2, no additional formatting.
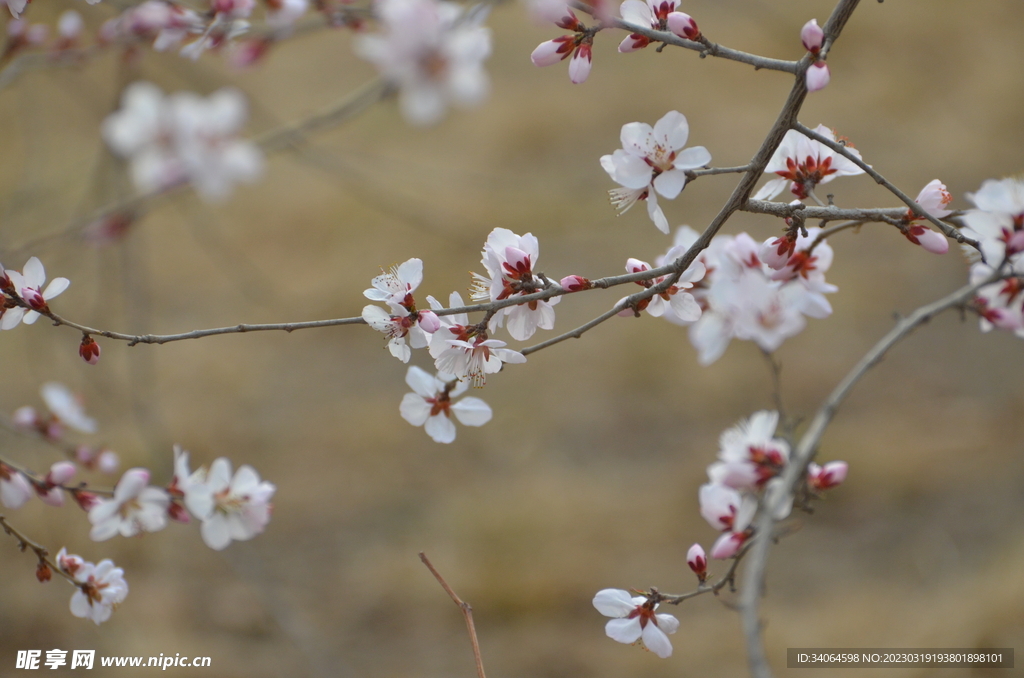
1,0,1023,676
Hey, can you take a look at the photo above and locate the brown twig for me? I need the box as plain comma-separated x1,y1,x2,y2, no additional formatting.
419,552,487,678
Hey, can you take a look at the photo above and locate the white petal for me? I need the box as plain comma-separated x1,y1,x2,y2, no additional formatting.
652,110,688,151
451,397,492,426
605,618,643,644
672,145,712,171
592,588,636,617
653,169,686,200
400,392,431,426
405,365,439,398
641,621,674,658
424,414,457,443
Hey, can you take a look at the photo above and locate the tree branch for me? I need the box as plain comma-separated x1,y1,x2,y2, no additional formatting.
419,552,487,678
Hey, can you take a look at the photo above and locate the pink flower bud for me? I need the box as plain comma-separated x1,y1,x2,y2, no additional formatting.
568,44,592,84
531,36,574,67
801,18,824,53
808,461,848,491
57,10,84,41
417,310,441,334
97,450,120,475
79,335,101,365
36,484,64,508
75,445,95,466
905,226,949,255
625,258,650,275
25,24,49,46
47,461,76,485
667,12,700,41
12,406,39,429
687,543,707,582
806,61,830,92
559,275,591,292
7,19,26,39
168,501,191,523
72,490,100,511
759,236,794,270
618,33,649,53
503,247,532,276
0,464,33,509
22,287,46,310
710,531,747,560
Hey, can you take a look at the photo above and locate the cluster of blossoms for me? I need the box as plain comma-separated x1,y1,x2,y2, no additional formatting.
0,257,69,331
55,549,129,625
102,81,263,201
355,0,492,125
752,125,866,203
593,412,847,658
646,225,837,365
961,176,1024,333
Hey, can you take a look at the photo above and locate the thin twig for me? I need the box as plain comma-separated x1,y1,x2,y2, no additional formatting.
0,515,78,586
419,552,487,678
792,122,980,251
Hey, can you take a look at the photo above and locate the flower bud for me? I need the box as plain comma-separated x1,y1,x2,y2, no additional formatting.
47,461,76,486
531,36,574,68
687,543,707,582
906,226,949,255
913,179,953,219
36,561,52,583
417,310,441,334
559,275,591,292
806,61,830,92
667,12,700,41
759,236,794,270
808,461,848,491
57,10,84,41
12,406,39,429
72,490,100,511
168,501,191,523
79,335,101,365
710,531,747,560
97,450,120,475
568,44,592,84
801,18,824,53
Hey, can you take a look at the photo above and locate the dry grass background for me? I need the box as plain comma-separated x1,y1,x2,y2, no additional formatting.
1,0,1023,676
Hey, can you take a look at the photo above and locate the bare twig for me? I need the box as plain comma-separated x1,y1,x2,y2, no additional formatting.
791,122,980,251
0,515,78,586
419,552,487,678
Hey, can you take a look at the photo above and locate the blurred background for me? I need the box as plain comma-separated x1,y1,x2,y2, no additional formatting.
1,0,1023,676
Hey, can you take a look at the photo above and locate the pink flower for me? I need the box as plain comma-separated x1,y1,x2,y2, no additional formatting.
529,6,594,84
698,483,755,533
618,256,704,322
904,180,953,254
184,458,276,550
88,469,170,540
753,125,865,201
600,111,712,233
592,589,679,658
399,366,492,443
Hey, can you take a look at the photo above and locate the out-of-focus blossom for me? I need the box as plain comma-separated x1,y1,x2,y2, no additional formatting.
103,82,263,201
0,463,32,509
601,111,711,233
808,461,848,492
753,124,865,201
66,556,129,625
592,589,679,658
805,61,830,92
801,18,823,53
400,366,492,442
185,458,275,550
41,382,97,435
687,543,707,583
355,0,492,124
88,469,170,540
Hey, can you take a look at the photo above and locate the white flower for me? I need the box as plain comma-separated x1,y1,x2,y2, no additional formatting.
619,256,703,322
185,458,275,550
753,124,865,201
962,176,1024,268
427,291,473,358
88,469,170,540
400,366,492,443
470,228,559,341
600,111,711,233
1,257,70,329
434,336,526,387
355,0,491,125
363,304,438,363
708,411,789,490
618,0,699,52
365,258,425,308
67,557,129,625
103,82,263,201
592,589,679,658
40,382,97,434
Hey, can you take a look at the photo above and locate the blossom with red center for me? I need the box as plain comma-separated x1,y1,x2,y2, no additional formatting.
365,258,425,309
617,256,703,321
0,462,32,509
1,257,70,329
707,411,789,491
64,555,129,625
618,0,700,53
399,366,492,443
434,335,526,387
962,176,1024,267
808,461,848,492
900,179,952,254
592,589,679,658
600,110,712,233
753,124,865,201
471,228,559,341
363,305,440,363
